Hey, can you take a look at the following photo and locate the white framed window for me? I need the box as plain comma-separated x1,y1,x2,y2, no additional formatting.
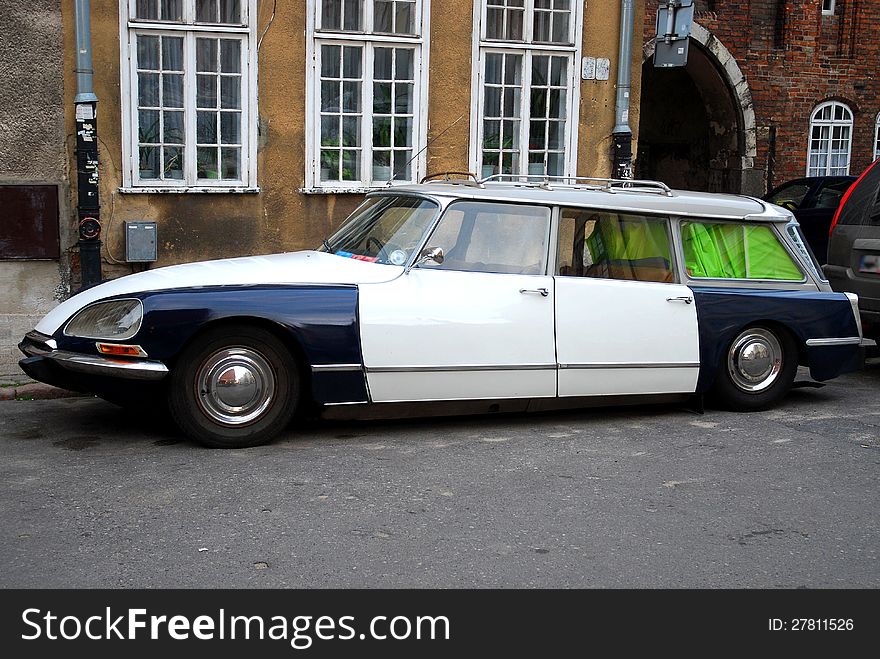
874,112,880,161
119,0,258,191
821,0,835,16
305,0,430,191
471,0,583,179
807,101,852,177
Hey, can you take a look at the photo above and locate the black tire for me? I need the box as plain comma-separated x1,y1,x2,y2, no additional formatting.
711,325,797,412
168,324,300,448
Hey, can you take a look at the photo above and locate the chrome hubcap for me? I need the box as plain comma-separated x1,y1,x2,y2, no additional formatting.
196,348,275,426
727,329,783,393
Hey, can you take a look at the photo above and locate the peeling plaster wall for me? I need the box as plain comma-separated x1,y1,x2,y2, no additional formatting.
0,0,70,377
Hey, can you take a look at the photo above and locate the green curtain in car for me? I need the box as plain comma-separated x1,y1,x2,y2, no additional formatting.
681,222,802,280
586,216,671,264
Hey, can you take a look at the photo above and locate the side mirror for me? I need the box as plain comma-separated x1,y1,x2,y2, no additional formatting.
405,246,444,274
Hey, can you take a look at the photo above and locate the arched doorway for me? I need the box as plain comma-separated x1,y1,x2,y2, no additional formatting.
638,24,759,195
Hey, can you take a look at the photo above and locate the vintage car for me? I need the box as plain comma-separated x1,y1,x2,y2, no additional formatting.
19,176,865,448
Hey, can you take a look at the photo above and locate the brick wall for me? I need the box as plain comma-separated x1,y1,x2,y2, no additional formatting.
643,0,879,189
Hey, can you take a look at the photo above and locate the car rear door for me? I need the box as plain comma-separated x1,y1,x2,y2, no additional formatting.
553,208,700,397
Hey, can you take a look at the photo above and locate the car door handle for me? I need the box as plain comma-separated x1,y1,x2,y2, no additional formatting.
520,287,549,297
666,296,693,304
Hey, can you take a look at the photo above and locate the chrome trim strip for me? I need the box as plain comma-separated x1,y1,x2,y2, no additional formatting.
804,337,862,347
47,351,169,381
322,400,370,406
310,364,364,373
559,362,700,370
365,364,557,373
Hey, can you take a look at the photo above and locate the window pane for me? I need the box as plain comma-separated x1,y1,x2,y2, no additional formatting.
321,45,341,78
220,112,241,144
374,47,393,80
343,0,362,30
681,222,801,280
196,38,218,72
220,76,241,109
221,147,240,179
161,0,183,21
163,110,184,144
220,39,241,73
139,146,160,178
373,117,392,148
375,0,393,32
395,1,414,34
196,0,216,22
426,201,550,275
162,74,184,108
343,46,362,78
557,210,672,282
138,110,160,142
197,75,218,108
198,147,219,178
342,150,360,180
138,73,160,107
220,0,241,24
162,36,184,71
136,0,158,20
137,35,159,70
163,146,184,179
322,0,341,29
321,115,340,145
197,111,218,143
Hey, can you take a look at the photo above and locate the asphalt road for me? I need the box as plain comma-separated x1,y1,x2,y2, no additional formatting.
1,365,878,589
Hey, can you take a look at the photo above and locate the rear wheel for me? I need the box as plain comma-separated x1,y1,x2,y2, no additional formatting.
168,325,299,448
712,325,797,411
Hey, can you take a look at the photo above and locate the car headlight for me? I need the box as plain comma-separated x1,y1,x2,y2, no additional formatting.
63,299,144,340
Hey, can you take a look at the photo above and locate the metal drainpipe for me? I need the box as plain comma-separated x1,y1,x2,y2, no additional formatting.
74,0,102,288
612,0,635,180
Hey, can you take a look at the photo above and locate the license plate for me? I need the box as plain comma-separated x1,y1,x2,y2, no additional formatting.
859,254,880,273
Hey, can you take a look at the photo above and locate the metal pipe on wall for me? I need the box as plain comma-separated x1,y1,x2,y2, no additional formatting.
612,0,635,179
74,0,102,288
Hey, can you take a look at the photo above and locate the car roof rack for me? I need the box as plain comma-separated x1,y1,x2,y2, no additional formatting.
478,174,674,196
419,171,482,186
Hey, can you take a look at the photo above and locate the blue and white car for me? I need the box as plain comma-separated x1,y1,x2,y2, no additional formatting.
19,177,865,448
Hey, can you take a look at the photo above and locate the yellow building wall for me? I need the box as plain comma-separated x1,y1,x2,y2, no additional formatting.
63,1,644,276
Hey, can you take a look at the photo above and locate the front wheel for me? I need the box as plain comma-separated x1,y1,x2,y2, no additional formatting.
711,326,797,412
168,325,300,448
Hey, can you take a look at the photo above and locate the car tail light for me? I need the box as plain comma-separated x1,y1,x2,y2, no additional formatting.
829,159,880,237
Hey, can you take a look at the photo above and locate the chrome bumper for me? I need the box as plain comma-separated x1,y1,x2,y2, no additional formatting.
19,331,168,381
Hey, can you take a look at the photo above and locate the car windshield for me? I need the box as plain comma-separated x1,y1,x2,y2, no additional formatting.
319,195,439,266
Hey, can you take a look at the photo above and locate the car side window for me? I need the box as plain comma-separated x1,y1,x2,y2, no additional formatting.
812,178,853,209
766,181,811,210
681,221,803,280
420,201,550,275
556,208,674,283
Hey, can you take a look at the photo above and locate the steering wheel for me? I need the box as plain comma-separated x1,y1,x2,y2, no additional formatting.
366,236,385,257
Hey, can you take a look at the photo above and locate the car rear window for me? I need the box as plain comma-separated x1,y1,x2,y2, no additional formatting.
681,221,803,281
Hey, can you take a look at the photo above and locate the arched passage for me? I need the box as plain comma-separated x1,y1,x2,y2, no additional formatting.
638,24,759,194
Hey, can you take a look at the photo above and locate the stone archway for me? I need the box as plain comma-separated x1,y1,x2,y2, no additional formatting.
639,23,761,195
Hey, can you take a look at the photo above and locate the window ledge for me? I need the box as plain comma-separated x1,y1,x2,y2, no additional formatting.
119,186,261,194
299,186,394,195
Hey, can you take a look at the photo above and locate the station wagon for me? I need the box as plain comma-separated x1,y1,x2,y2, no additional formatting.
19,175,865,448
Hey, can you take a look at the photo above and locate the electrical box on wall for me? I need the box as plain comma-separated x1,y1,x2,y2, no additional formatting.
125,221,157,262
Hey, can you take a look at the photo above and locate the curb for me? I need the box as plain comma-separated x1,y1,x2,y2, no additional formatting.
0,382,87,401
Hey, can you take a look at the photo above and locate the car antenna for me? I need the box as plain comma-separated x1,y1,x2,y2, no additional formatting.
387,114,465,186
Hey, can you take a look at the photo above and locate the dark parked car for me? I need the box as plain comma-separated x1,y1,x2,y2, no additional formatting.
764,175,856,263
825,160,880,340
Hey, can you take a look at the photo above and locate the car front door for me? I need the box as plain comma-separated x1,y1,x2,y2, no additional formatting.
359,201,558,403
553,208,700,397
